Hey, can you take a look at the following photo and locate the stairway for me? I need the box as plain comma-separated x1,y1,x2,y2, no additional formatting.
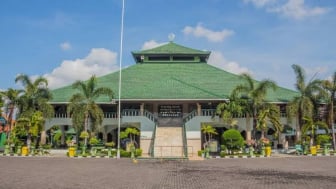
153,126,184,158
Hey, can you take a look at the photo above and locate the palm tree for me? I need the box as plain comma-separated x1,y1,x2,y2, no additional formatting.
0,88,20,140
216,92,244,128
256,104,283,139
67,75,113,147
15,74,54,146
234,73,277,140
289,64,325,141
322,72,336,150
301,116,329,146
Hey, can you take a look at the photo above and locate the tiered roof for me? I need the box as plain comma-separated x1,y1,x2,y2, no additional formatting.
51,42,297,103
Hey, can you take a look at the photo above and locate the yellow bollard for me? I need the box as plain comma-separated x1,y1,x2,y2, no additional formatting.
310,146,317,155
21,146,28,156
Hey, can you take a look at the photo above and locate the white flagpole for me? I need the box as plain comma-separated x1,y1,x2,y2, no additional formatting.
117,0,125,159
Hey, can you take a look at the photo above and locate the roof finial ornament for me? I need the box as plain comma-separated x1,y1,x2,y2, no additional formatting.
168,33,175,42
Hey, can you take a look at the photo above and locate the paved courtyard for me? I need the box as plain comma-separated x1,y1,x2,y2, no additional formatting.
0,156,335,189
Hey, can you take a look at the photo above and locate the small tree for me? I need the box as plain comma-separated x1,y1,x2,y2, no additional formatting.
302,117,329,146
120,127,140,148
201,124,218,149
14,111,45,148
222,129,245,154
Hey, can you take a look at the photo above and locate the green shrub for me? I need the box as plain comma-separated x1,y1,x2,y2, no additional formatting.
89,137,99,145
120,149,131,157
219,151,226,157
105,142,115,148
42,144,51,149
222,129,245,154
220,145,227,151
135,148,142,157
316,134,331,145
80,131,89,139
197,150,204,157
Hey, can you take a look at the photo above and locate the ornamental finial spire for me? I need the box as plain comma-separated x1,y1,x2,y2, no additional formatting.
168,33,175,42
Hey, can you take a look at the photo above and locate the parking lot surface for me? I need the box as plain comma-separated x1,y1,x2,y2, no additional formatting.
0,156,335,189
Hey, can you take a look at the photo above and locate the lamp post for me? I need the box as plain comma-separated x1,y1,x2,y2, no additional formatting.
117,0,125,159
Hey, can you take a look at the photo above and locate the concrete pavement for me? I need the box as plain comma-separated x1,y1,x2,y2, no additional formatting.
0,155,335,189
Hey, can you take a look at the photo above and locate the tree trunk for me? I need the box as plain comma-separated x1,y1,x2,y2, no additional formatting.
84,113,89,147
6,106,14,140
246,114,252,141
61,126,65,147
261,130,265,139
40,130,47,145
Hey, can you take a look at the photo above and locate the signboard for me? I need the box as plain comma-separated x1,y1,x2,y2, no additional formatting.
158,105,182,118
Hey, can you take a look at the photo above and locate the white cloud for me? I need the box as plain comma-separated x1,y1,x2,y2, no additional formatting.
268,0,330,20
60,42,71,51
182,23,234,42
141,40,166,50
244,0,330,20
44,48,118,89
304,66,328,80
208,51,252,75
243,0,275,8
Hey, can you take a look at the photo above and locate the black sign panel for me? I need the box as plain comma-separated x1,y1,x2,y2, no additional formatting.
159,105,182,118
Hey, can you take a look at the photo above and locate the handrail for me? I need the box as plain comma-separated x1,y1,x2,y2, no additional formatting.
201,109,215,116
149,124,157,157
104,112,118,118
183,110,197,123
54,113,69,118
144,110,156,122
122,109,140,116
182,124,188,158
54,109,289,120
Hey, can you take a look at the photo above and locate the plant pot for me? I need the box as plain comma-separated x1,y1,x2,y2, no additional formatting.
310,146,317,155
21,146,29,156
68,147,76,157
265,146,271,157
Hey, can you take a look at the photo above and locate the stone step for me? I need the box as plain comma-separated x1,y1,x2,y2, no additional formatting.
154,126,184,157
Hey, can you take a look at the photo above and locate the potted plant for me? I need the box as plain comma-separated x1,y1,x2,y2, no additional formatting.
79,131,89,155
16,140,24,155
105,142,115,157
89,136,100,156
66,139,76,157
4,139,10,155
246,140,255,156
316,134,331,155
260,138,271,157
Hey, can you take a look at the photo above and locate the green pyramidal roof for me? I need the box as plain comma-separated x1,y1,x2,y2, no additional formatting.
50,42,298,103
132,42,210,55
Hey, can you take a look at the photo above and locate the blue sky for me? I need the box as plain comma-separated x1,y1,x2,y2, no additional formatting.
0,0,335,90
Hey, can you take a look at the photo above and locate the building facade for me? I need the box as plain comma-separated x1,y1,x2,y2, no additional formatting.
47,42,298,157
